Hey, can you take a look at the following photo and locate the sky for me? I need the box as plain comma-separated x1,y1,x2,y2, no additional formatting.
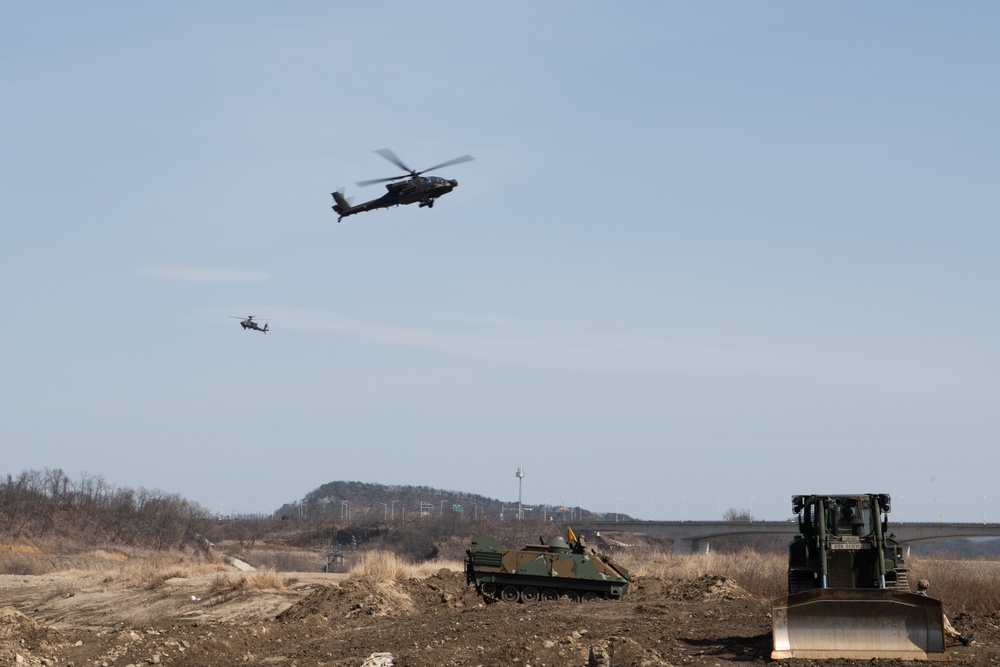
2,3,998,524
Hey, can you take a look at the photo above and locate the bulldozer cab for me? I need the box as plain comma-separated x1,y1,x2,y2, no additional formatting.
832,497,872,536
800,496,878,538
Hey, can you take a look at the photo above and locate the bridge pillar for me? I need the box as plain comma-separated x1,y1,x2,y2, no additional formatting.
677,539,711,554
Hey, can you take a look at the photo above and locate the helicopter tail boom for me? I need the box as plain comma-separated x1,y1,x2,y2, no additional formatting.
332,190,364,222
332,191,350,213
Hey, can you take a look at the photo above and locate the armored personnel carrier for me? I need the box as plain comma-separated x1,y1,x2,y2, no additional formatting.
465,529,630,603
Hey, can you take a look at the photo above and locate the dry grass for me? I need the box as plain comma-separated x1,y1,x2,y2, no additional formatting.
0,549,210,580
39,579,79,603
908,556,1000,613
0,553,49,575
347,550,463,582
615,548,1000,614
236,544,327,573
99,554,228,589
618,547,787,600
8,537,1000,616
406,557,464,579
207,569,288,599
347,550,410,581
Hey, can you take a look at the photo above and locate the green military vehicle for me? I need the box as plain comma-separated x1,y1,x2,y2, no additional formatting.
465,530,630,603
771,494,947,660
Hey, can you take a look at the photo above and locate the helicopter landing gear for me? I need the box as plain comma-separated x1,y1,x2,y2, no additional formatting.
418,199,435,208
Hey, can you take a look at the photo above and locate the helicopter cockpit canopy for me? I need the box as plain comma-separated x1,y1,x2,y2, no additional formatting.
426,176,457,186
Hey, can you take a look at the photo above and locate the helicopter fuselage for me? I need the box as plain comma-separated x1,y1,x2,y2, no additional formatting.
333,176,458,221
239,319,268,333
232,315,268,333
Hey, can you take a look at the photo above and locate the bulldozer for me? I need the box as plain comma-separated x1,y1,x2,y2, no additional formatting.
771,494,949,660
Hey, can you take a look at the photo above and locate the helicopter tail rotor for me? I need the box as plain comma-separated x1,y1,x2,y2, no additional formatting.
332,189,351,212
332,189,356,222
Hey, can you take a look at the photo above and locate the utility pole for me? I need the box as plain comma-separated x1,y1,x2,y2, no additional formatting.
516,467,525,520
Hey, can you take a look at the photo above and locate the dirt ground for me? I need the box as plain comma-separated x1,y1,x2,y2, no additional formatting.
3,562,1000,667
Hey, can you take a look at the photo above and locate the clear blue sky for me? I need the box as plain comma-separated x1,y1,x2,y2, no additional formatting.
3,3,997,523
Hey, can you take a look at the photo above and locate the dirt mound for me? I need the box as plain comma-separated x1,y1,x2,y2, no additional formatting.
0,606,40,639
277,579,407,621
671,574,754,601
630,574,754,603
394,567,480,609
278,569,479,623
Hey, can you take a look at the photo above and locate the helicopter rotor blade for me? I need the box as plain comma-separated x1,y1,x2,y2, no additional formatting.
355,150,474,186
355,174,407,187
374,148,413,174
418,154,475,175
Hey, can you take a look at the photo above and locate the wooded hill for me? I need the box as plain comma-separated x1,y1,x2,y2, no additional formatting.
275,480,611,523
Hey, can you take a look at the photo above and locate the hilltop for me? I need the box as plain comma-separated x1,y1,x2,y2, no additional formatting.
275,480,620,523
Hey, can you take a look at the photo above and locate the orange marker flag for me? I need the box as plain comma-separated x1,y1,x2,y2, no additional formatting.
567,527,577,542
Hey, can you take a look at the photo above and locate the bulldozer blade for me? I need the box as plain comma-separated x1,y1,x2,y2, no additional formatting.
771,589,949,660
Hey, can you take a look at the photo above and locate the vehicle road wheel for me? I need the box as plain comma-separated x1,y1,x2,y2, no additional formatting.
500,585,520,603
480,582,498,600
541,589,559,601
582,591,599,601
520,586,539,602
563,590,580,602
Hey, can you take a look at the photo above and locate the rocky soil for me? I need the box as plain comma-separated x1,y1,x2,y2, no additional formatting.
3,566,1000,667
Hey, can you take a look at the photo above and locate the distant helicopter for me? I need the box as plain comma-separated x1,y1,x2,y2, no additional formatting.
332,148,474,222
231,315,269,334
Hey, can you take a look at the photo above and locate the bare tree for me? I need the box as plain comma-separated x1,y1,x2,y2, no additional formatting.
723,508,755,522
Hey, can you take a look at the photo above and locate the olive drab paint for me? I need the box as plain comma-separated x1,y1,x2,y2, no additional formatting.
465,530,630,604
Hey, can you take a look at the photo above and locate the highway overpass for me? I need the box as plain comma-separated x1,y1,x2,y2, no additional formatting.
580,520,1000,554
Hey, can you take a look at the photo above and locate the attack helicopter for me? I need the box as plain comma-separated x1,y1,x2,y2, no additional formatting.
232,315,269,334
331,148,474,222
